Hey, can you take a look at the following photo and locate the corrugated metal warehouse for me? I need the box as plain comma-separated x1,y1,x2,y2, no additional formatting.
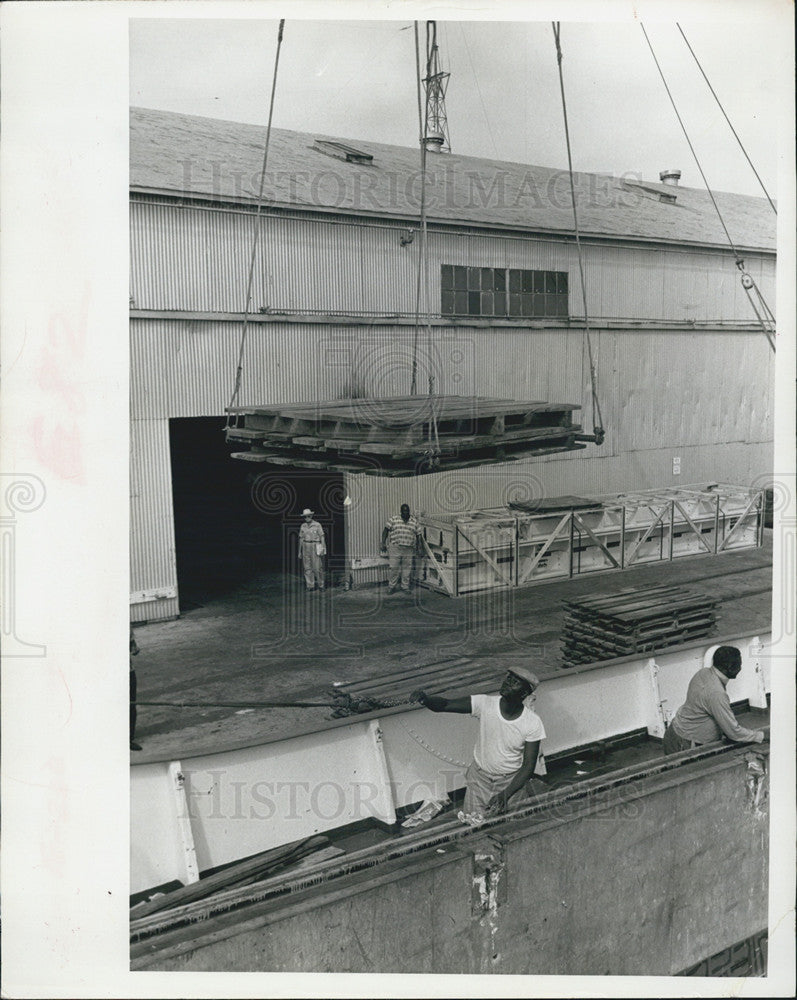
129,106,775,623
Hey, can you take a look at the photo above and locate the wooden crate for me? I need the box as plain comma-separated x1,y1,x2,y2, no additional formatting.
418,485,763,597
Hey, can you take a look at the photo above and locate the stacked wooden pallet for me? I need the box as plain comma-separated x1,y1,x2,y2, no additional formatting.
561,586,719,666
226,395,585,474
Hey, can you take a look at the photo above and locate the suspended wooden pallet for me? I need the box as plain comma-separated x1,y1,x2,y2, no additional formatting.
419,484,764,596
226,395,585,474
560,586,720,666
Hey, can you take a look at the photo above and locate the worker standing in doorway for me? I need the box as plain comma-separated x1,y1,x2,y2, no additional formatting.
662,645,767,754
412,666,546,826
381,503,421,593
298,508,326,591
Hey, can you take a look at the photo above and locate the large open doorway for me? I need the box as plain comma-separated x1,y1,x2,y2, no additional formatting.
169,418,346,606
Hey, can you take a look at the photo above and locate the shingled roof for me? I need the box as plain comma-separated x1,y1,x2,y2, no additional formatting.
130,107,776,253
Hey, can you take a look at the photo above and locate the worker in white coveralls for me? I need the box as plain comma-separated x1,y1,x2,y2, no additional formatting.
298,508,326,591
380,503,421,593
411,666,546,827
662,645,766,754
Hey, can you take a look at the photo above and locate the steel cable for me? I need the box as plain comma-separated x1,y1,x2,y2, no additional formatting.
226,19,286,423
552,23,605,441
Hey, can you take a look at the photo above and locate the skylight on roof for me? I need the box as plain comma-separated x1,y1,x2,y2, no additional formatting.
313,139,373,165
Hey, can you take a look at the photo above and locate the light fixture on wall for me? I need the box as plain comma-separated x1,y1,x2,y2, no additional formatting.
400,228,415,246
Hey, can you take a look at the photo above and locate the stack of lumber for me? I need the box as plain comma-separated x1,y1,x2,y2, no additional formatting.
129,834,335,919
561,586,719,666
330,656,509,709
226,395,585,474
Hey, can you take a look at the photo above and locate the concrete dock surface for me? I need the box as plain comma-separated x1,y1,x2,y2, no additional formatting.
132,536,773,762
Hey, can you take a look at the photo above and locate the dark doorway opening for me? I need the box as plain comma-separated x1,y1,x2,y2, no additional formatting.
169,418,346,606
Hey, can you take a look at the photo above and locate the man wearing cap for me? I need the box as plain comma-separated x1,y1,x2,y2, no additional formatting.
412,666,546,826
298,508,326,591
381,503,421,594
662,645,766,754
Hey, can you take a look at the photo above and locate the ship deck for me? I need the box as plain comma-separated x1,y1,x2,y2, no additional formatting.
131,534,773,764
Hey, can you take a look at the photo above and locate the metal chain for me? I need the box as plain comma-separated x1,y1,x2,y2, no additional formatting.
397,718,468,767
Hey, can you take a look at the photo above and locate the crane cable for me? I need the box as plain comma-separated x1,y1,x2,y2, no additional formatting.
640,23,776,354
410,21,427,398
411,21,440,466
676,24,776,215
552,23,605,445
226,19,286,427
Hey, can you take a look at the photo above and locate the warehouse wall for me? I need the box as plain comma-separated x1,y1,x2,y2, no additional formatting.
129,196,775,618
129,315,773,613
130,198,775,324
135,746,769,974
130,419,179,622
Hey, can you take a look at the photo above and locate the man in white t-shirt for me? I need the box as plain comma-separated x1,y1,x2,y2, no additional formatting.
413,666,545,826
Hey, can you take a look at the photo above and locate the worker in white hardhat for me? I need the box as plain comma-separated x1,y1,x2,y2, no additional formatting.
411,665,546,827
662,645,766,754
298,508,326,592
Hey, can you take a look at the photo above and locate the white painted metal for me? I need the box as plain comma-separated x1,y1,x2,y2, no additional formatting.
131,718,396,893
168,762,200,885
646,658,668,738
130,631,771,895
130,762,196,893
746,636,769,710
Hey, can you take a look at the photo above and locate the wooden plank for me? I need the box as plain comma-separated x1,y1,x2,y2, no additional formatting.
230,443,587,474
517,511,573,585
229,452,272,463
563,585,686,613
563,619,718,657
357,425,580,456
365,434,577,461
568,590,715,620
224,428,267,440
418,533,456,596
230,396,580,433
129,835,330,918
613,600,718,625
563,609,719,641
332,657,472,693
456,525,514,587
563,614,717,649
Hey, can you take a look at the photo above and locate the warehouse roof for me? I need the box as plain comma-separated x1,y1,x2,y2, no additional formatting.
130,106,776,252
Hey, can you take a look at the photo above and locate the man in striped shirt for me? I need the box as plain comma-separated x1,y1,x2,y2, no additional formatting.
381,503,421,593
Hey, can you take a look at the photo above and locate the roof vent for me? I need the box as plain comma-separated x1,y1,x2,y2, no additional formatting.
313,139,373,165
659,169,681,187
